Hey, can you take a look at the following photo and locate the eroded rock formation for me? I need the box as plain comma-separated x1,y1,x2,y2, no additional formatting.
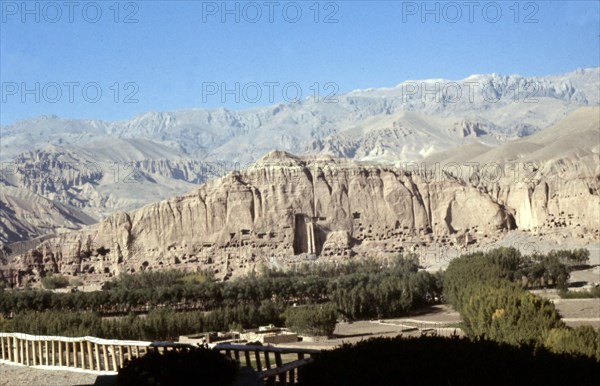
4,148,598,287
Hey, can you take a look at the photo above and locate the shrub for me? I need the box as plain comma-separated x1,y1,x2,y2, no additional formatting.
0,314,11,331
545,326,600,361
41,274,70,290
284,303,337,337
559,286,600,299
460,281,564,345
298,336,600,386
116,348,239,386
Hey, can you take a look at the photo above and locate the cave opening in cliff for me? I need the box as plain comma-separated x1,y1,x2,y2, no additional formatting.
293,214,309,255
293,214,325,256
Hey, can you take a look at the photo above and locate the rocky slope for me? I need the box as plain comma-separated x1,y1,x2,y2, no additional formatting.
3,107,598,286
0,139,214,243
423,107,600,234
0,184,96,244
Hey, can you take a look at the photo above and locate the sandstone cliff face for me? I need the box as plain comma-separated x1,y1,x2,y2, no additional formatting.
4,150,598,286
497,178,599,234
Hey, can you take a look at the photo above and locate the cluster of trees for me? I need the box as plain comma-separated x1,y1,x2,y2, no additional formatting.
545,248,590,267
444,247,587,307
515,254,570,290
443,247,564,345
444,247,599,360
478,247,581,290
283,303,338,337
40,274,71,290
4,304,285,341
1,255,443,340
328,257,443,320
0,256,442,317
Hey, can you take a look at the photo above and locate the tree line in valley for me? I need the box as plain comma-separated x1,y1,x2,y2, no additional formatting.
0,256,442,317
1,247,598,363
0,255,442,340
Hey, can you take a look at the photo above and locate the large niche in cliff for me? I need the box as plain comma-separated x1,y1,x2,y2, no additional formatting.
292,213,326,256
293,214,309,255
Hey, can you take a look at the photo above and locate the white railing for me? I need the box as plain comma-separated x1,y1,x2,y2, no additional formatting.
0,333,193,374
0,333,320,384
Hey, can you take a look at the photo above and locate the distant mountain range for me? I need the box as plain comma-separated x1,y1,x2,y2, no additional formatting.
1,68,598,244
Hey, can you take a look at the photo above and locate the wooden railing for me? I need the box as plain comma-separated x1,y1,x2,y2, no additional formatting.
0,333,320,384
215,343,320,386
0,333,194,374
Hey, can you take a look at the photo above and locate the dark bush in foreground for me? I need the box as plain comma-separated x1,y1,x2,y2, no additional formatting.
116,348,239,386
299,336,600,386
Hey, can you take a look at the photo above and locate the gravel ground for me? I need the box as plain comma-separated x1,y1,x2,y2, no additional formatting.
0,364,100,386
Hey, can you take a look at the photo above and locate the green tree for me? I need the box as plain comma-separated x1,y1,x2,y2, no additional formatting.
284,303,337,336
41,274,70,290
461,282,564,345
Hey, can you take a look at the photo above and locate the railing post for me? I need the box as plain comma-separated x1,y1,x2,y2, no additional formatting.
87,341,94,370
275,352,284,385
254,351,262,371
73,341,78,368
51,340,56,366
290,367,296,385
13,337,17,363
0,335,5,361
126,345,132,364
80,341,86,369
94,342,101,371
102,345,109,371
19,337,24,365
111,345,118,371
118,345,124,368
25,339,30,366
43,340,49,365
8,336,14,362
31,340,37,366
58,341,63,366
66,340,71,367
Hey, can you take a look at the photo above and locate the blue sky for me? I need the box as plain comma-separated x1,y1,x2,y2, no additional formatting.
1,0,599,125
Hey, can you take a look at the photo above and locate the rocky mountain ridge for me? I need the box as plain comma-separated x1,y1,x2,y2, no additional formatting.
3,68,598,163
1,68,598,246
3,106,598,287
